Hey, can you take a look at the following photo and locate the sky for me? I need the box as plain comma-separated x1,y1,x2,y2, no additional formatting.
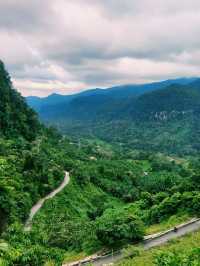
1,0,200,97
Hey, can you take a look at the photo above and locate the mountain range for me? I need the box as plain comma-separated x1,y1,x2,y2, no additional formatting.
27,77,198,113
27,77,200,155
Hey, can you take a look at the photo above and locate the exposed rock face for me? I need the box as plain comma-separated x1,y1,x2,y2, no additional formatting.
151,110,193,121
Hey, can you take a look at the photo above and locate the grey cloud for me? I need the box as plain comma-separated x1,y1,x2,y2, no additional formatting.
0,0,52,32
1,0,200,96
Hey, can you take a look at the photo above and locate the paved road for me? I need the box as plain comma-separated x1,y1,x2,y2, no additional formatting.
25,171,70,230
88,218,200,266
144,219,200,249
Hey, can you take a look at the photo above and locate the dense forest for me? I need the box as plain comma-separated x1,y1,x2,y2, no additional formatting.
0,61,200,265
28,79,200,156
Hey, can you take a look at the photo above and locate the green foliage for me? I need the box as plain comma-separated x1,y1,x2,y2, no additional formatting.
96,208,144,247
122,246,143,259
1,61,200,265
155,248,200,266
31,80,200,156
147,191,200,224
0,136,66,229
118,229,200,266
0,61,40,141
0,241,64,266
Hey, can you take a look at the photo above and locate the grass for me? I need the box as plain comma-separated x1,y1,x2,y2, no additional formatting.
117,228,200,266
146,213,191,235
63,251,87,264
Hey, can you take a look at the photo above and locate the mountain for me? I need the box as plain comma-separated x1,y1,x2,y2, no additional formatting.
28,79,200,155
0,61,65,232
102,82,200,155
27,93,73,111
26,88,103,111
1,61,200,266
27,78,199,120
0,61,145,264
0,61,40,140
101,77,199,99
126,82,200,120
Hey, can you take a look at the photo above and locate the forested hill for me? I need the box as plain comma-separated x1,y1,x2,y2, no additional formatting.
126,82,200,120
26,77,198,120
28,79,200,123
0,61,40,140
0,61,67,242
28,78,200,155
1,61,200,266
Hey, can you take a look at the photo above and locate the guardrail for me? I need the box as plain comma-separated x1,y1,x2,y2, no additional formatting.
66,251,122,266
143,217,200,243
64,217,200,266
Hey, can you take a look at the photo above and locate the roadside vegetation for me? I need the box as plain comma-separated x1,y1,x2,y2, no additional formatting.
146,213,191,235
118,230,200,266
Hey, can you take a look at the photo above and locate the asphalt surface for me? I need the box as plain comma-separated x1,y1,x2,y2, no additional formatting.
90,219,200,266
25,171,70,230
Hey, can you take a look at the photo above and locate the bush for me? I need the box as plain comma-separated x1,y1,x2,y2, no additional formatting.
122,245,143,259
96,208,144,247
154,248,200,266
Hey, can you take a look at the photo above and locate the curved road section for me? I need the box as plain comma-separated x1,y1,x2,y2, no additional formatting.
25,171,70,231
65,218,200,266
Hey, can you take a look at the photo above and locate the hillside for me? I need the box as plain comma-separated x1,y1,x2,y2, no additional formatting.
26,89,103,113
0,62,75,264
0,61,67,233
130,83,200,119
1,62,200,266
98,83,200,155
29,80,200,156
0,61,40,140
27,78,198,121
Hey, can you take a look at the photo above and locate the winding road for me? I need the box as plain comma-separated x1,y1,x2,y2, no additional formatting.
65,218,200,266
25,171,70,231
23,172,200,265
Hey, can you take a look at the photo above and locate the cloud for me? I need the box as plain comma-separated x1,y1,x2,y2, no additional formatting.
1,0,200,96
13,78,87,97
0,0,52,32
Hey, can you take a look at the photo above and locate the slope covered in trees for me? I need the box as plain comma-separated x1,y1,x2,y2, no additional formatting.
27,78,200,155
0,61,40,140
0,61,144,264
27,78,198,122
1,62,200,266
0,61,71,235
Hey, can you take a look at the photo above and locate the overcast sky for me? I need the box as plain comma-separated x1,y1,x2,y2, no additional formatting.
1,0,200,97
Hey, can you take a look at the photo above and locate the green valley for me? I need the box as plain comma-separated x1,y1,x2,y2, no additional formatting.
0,61,200,266
28,80,200,156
